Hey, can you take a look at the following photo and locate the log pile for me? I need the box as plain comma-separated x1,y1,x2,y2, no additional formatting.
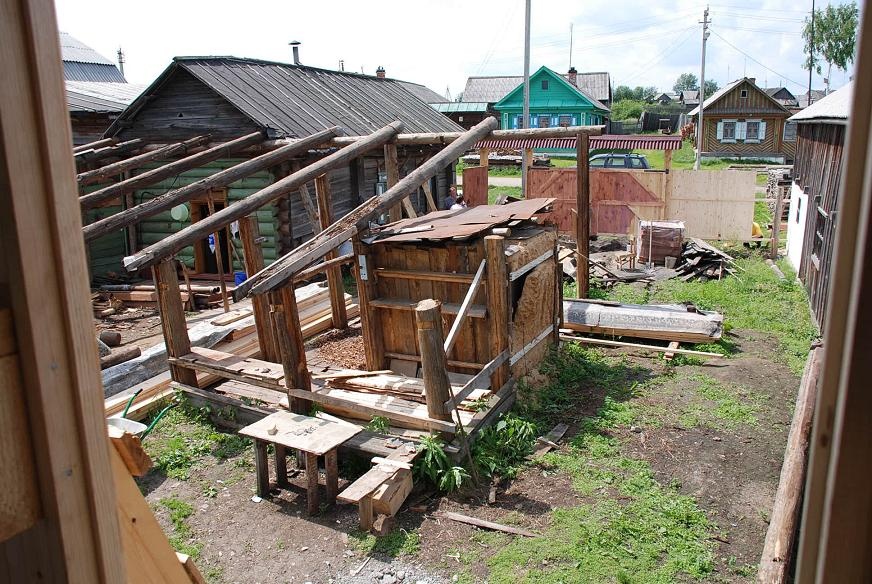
98,281,233,310
676,238,737,282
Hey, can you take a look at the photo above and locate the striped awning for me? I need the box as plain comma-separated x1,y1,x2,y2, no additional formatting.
474,134,683,151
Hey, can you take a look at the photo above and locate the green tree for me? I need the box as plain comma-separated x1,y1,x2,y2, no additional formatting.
803,2,859,79
613,85,635,102
673,72,699,93
610,99,646,121
703,79,719,99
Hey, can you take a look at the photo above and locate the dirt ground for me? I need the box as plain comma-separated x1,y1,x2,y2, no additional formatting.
137,324,798,584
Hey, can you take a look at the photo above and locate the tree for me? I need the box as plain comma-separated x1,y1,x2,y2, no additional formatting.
610,99,646,122
614,85,660,103
703,79,719,99
673,73,699,93
803,2,859,81
614,85,635,102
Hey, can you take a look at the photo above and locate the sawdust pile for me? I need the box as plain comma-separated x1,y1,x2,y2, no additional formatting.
314,328,366,370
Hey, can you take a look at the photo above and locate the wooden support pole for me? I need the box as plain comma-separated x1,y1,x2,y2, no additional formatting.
124,121,404,272
76,136,207,187
325,449,339,504
236,117,499,298
421,180,437,212
315,174,348,329
523,147,533,195
82,128,338,242
74,138,143,166
385,142,403,222
771,184,783,260
485,236,510,389
73,137,115,153
80,131,265,210
298,183,320,233
275,445,289,488
152,259,198,386
576,132,590,298
305,452,320,515
415,299,453,422
478,147,490,168
254,440,270,497
239,215,279,361
206,195,231,313
353,238,385,370
269,289,311,413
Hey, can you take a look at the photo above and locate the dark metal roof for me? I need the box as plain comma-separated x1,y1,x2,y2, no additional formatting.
171,57,463,138
475,134,683,151
398,81,449,104
59,32,126,82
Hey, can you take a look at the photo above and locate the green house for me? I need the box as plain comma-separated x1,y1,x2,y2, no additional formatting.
494,66,610,130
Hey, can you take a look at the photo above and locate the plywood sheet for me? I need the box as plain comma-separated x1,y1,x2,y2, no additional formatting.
666,170,756,240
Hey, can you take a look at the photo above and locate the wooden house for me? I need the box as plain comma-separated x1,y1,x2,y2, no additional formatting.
462,68,612,111
493,66,610,130
765,86,800,109
688,77,796,163
431,102,496,129
785,82,851,327
85,56,462,281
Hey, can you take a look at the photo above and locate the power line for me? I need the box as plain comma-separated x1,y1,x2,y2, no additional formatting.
712,23,801,35
621,26,698,86
709,30,807,89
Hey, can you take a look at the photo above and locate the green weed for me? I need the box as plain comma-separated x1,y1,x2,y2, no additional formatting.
364,415,391,434
158,496,202,558
474,414,537,479
413,435,470,492
350,528,421,557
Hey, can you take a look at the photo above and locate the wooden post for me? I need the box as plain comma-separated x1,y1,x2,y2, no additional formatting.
479,147,490,168
415,299,453,422
275,445,289,488
153,259,198,386
385,142,402,222
315,174,348,329
663,149,673,221
576,132,590,298
305,452,320,515
254,440,270,497
353,237,385,370
206,194,230,312
771,183,783,260
485,235,510,389
239,215,279,361
269,289,311,413
523,147,533,195
325,449,339,504
359,494,374,532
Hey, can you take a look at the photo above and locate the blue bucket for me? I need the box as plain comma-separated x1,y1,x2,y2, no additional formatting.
233,271,247,286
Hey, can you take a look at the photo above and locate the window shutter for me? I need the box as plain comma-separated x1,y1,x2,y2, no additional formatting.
716,121,724,140
737,121,747,140
759,121,767,139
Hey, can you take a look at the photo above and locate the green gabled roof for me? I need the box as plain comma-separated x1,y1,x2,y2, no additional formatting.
494,66,610,113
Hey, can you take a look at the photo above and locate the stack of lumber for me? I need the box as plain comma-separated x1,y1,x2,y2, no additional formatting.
676,238,737,282
637,220,684,265
92,292,123,317
323,371,491,412
98,280,235,310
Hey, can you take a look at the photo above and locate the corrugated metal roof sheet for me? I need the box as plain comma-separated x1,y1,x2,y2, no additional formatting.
431,102,490,113
66,81,145,112
475,135,683,151
175,57,463,138
463,71,611,103
59,32,127,82
399,81,449,104
789,82,852,123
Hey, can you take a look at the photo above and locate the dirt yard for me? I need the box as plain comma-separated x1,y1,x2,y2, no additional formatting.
137,253,815,584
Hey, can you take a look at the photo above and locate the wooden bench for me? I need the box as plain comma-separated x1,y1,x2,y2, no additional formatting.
337,445,417,531
238,411,361,515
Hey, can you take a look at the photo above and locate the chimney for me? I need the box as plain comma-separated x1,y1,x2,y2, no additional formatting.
117,47,125,78
376,66,386,79
748,77,756,86
567,66,578,87
289,40,301,65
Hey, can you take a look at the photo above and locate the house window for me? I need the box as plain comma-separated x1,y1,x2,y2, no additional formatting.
784,121,797,142
541,80,549,90
746,121,760,141
538,116,551,128
559,114,572,127
515,115,524,129
740,89,748,98
723,121,737,141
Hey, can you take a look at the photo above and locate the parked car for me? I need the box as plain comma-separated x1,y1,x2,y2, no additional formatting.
589,153,650,169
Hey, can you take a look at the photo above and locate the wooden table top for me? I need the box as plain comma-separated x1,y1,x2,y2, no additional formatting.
239,411,361,456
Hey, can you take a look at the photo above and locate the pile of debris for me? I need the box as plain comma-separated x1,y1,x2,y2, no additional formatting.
676,238,737,281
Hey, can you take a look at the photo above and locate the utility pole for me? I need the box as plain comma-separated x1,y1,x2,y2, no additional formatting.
808,0,816,106
521,0,531,195
569,23,574,70
694,6,710,171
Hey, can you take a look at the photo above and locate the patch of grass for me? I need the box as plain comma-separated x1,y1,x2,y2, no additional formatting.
679,374,761,429
487,185,523,204
145,401,252,480
349,528,420,557
158,496,202,558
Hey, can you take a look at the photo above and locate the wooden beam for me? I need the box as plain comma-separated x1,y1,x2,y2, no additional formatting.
73,137,115,153
239,216,279,361
444,259,486,355
353,238,385,370
294,252,354,282
235,117,499,298
415,300,453,422
152,259,197,386
79,131,265,210
77,136,207,187
298,183,320,233
485,235,510,389
75,138,144,167
576,132,590,297
445,350,510,408
421,181,437,212
315,174,348,329
0,0,124,577
206,195,231,313
269,289,311,413
322,124,604,146
559,334,724,357
385,142,403,222
124,121,404,272
82,128,338,242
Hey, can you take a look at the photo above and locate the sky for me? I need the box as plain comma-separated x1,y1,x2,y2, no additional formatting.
55,0,856,99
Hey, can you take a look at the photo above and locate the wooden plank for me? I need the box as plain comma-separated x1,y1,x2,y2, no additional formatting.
298,184,320,233
153,259,198,386
176,553,207,584
385,142,403,222
663,341,680,361
238,411,361,456
533,423,569,456
509,249,554,282
485,236,510,389
337,466,397,503
444,259,487,354
560,334,724,357
370,297,486,318
432,510,538,537
384,351,484,370
510,325,554,366
354,238,385,370
315,174,348,329
421,181,437,212
374,268,476,283
107,425,153,477
445,350,508,408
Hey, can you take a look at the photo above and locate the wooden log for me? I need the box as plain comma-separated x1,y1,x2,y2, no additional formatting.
315,174,348,329
152,259,198,385
80,131,265,210
322,124,603,147
239,216,279,361
99,330,122,347
73,137,115,153
385,142,403,222
75,138,143,166
415,299,452,422
76,136,207,187
485,235,510,389
576,131,590,297
82,128,338,242
99,345,142,369
269,290,311,413
757,346,822,583
124,121,404,272
236,117,499,298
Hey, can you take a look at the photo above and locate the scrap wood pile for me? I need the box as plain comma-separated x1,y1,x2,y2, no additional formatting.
676,238,738,282
97,280,234,311
558,246,654,287
321,371,491,412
